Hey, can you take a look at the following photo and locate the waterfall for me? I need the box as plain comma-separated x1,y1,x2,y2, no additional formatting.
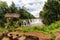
22,19,44,26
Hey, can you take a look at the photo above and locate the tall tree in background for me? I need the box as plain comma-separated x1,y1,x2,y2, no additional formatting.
0,1,8,26
40,0,60,25
18,7,35,19
0,1,8,14
8,2,17,13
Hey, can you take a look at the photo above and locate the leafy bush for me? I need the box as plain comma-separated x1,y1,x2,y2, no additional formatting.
0,27,5,32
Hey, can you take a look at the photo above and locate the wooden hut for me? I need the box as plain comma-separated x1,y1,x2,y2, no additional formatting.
4,13,20,23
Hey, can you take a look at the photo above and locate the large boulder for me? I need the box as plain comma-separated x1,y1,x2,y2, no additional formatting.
24,32,51,40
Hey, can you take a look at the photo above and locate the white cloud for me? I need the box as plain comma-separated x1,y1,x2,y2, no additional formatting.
0,0,20,6
23,0,47,17
31,11,40,17
0,0,47,17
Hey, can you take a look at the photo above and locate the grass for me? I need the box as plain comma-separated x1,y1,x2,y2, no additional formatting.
0,20,60,35
15,21,60,35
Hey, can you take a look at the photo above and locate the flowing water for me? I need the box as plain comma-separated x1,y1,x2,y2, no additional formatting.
22,19,44,26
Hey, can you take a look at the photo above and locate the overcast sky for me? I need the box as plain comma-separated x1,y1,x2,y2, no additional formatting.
0,0,47,17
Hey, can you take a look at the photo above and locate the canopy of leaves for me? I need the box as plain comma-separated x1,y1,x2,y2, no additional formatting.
18,8,35,19
0,1,35,19
40,0,60,25
8,2,17,13
0,1,8,26
0,1,8,14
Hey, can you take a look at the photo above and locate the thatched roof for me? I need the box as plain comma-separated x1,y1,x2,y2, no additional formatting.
5,13,20,18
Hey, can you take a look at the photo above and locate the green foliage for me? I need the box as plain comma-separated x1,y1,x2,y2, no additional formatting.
0,1,35,27
0,27,5,32
8,2,17,13
40,0,60,25
2,20,59,35
15,21,60,35
0,1,8,26
0,1,8,14
0,20,60,40
18,8,35,19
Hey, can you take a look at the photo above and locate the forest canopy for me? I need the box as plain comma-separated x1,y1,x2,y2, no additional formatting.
40,0,60,25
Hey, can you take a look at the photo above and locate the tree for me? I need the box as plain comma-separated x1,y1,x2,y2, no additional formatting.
40,0,60,25
0,1,8,27
0,1,8,14
8,2,17,13
18,8,35,19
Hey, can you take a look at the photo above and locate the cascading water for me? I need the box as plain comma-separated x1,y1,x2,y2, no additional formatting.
22,19,44,26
